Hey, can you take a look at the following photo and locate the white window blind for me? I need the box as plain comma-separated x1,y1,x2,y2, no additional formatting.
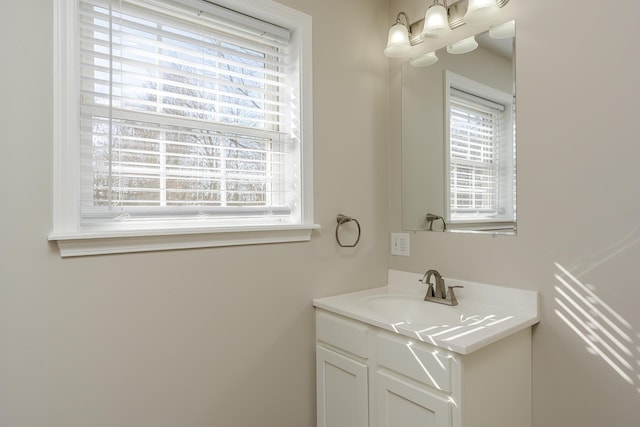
78,0,299,225
449,88,505,219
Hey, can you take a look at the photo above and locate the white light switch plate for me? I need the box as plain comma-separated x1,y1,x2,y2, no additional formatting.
391,233,410,256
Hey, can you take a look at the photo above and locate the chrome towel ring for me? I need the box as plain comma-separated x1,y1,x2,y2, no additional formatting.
335,214,361,248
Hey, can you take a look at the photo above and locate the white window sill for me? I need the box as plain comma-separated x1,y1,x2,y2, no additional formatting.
49,224,320,257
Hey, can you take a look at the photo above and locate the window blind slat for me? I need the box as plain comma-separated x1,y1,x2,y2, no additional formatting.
130,0,291,43
450,88,505,111
80,106,290,142
81,0,290,47
80,61,286,97
79,46,287,85
78,11,288,55
449,90,502,216
78,27,288,77
78,0,296,222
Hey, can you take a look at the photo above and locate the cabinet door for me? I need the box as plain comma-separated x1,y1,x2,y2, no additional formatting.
316,346,368,427
377,371,451,427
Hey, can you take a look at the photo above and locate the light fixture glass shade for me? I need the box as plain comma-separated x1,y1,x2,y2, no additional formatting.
422,3,449,37
447,36,478,54
409,51,438,67
463,0,500,25
489,20,515,39
384,23,411,58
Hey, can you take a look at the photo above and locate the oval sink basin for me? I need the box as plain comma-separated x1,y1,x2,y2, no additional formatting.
364,295,479,325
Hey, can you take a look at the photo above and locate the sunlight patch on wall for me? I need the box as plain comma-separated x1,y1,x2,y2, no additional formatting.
554,261,639,393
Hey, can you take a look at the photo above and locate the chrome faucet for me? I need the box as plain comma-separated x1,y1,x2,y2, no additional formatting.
419,269,463,306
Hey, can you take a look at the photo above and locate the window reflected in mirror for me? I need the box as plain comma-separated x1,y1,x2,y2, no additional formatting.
445,71,515,229
401,22,516,235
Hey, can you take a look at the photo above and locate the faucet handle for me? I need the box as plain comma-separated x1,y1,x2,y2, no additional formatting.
446,285,464,306
421,281,435,299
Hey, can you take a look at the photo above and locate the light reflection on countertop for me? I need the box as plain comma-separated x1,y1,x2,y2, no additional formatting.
313,270,540,355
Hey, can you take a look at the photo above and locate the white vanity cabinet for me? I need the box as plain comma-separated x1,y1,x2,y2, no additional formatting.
316,310,370,427
376,370,451,427
374,331,453,427
316,345,369,427
315,309,533,427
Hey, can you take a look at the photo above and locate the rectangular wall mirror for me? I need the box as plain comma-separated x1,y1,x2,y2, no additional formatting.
402,22,516,235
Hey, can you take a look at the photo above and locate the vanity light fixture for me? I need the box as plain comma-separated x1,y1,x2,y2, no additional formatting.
422,0,450,38
447,35,478,54
409,51,439,67
385,0,510,62
384,12,412,58
489,19,515,39
463,0,500,25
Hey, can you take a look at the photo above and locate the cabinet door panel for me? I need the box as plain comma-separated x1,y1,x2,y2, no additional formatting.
317,346,368,427
377,371,451,427
376,332,453,392
316,311,369,358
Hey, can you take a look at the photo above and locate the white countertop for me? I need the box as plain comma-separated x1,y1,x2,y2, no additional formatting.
313,270,540,355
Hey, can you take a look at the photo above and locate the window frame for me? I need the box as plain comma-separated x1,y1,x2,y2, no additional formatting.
444,70,515,229
50,0,317,257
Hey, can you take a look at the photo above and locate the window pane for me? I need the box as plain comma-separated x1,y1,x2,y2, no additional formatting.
449,89,503,219
79,0,294,220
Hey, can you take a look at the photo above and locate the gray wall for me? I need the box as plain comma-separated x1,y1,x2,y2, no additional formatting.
0,0,389,426
389,0,640,426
